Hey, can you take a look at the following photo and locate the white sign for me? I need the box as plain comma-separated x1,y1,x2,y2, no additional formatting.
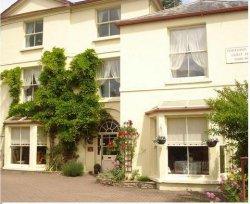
226,46,248,64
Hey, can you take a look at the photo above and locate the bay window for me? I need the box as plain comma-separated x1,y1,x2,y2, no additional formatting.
97,8,120,37
170,26,208,78
23,67,41,102
37,127,47,165
25,20,43,47
98,58,120,98
11,127,30,165
167,117,209,175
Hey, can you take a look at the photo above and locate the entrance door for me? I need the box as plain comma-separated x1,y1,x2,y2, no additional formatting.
99,134,117,171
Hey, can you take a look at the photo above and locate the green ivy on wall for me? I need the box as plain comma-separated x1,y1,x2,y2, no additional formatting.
0,67,22,108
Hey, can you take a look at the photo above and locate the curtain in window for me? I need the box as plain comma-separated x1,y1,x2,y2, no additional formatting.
187,117,207,145
98,10,108,23
23,69,33,85
170,27,207,71
21,127,30,145
97,59,120,85
37,127,47,146
33,68,41,85
11,128,20,145
167,118,187,145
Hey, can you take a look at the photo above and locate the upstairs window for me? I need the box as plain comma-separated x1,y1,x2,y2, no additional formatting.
98,58,120,98
23,67,41,102
25,20,43,47
97,8,120,37
170,26,207,78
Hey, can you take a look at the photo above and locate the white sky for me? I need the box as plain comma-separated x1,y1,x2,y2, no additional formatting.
0,0,196,13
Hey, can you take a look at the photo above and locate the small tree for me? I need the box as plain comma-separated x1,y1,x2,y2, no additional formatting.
162,0,181,9
206,81,248,164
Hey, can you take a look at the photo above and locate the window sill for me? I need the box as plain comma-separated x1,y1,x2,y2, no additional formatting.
20,46,43,52
165,77,212,86
99,97,120,103
153,177,220,185
93,35,120,43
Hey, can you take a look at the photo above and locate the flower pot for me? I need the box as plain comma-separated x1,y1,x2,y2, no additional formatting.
207,140,218,147
157,137,166,145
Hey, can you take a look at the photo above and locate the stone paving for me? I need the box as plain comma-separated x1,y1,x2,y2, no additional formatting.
1,170,208,202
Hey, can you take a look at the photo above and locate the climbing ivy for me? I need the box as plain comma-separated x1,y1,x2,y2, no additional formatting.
2,47,108,169
0,67,22,108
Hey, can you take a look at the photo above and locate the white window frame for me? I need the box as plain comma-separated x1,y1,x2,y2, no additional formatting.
22,67,41,102
98,58,120,98
169,25,208,78
25,19,43,48
10,127,30,165
167,116,209,175
97,7,121,37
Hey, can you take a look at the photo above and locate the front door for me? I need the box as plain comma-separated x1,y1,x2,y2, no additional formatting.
99,134,117,171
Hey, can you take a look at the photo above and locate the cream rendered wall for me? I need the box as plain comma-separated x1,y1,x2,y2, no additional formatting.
11,0,64,16
120,11,248,178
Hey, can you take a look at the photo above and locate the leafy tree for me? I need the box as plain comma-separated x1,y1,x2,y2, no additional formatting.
206,81,248,164
8,47,106,165
162,0,181,9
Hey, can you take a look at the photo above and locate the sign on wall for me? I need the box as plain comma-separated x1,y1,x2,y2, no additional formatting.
226,46,248,64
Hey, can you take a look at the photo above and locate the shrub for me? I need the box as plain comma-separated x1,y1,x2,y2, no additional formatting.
130,169,140,181
62,160,84,177
137,175,151,182
97,167,125,182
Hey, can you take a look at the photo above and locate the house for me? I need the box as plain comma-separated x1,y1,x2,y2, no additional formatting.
0,0,248,191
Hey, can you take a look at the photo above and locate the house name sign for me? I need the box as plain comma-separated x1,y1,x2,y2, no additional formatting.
226,46,248,64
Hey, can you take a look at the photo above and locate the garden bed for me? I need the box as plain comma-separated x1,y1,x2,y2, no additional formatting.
96,178,157,189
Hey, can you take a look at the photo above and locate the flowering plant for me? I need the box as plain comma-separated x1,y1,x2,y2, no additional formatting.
205,192,221,202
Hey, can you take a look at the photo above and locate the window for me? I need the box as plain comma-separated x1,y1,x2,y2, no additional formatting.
167,117,209,175
97,8,120,37
23,67,41,102
11,127,30,164
170,26,207,78
220,146,225,173
98,58,120,98
25,20,43,47
37,127,47,165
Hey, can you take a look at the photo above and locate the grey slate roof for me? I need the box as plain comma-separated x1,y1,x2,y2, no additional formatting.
117,0,248,26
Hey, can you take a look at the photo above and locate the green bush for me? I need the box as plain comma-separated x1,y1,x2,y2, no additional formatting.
137,175,151,182
130,169,140,181
97,167,125,182
62,160,84,177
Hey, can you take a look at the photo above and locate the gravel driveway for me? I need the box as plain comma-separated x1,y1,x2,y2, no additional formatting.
1,170,208,202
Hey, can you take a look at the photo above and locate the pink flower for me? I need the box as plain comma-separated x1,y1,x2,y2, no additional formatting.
206,192,215,199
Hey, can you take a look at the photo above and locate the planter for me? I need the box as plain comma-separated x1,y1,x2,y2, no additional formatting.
156,137,166,145
206,140,218,147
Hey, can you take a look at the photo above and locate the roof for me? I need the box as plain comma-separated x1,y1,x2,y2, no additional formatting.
145,99,210,115
117,0,248,26
4,116,42,125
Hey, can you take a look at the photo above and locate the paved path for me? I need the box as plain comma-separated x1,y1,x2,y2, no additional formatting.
1,170,208,202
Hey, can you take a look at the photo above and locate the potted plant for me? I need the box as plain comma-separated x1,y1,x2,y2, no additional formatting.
154,136,166,145
206,138,219,147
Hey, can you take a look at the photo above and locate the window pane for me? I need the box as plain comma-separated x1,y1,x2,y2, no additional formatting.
100,80,110,97
35,20,43,33
168,147,187,174
26,35,35,47
110,23,120,36
171,54,188,78
21,127,30,145
26,22,34,34
110,79,120,97
189,54,205,77
11,146,21,164
110,8,120,21
189,147,209,175
37,127,47,146
35,33,43,46
24,86,33,102
11,128,20,145
37,146,47,164
98,24,109,37
187,117,207,144
167,118,187,144
98,10,109,23
21,146,30,164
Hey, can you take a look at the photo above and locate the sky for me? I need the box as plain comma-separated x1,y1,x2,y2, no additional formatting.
0,0,196,13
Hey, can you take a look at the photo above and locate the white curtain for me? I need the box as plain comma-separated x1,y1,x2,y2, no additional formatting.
37,127,47,146
98,59,120,85
23,67,41,85
11,128,20,145
170,27,207,71
98,10,108,23
21,127,30,145
33,68,41,85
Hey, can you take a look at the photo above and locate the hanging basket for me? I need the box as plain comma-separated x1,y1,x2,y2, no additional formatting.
156,136,166,145
206,140,218,147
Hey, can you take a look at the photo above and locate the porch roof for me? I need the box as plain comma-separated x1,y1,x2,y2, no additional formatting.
145,99,210,115
4,116,41,125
